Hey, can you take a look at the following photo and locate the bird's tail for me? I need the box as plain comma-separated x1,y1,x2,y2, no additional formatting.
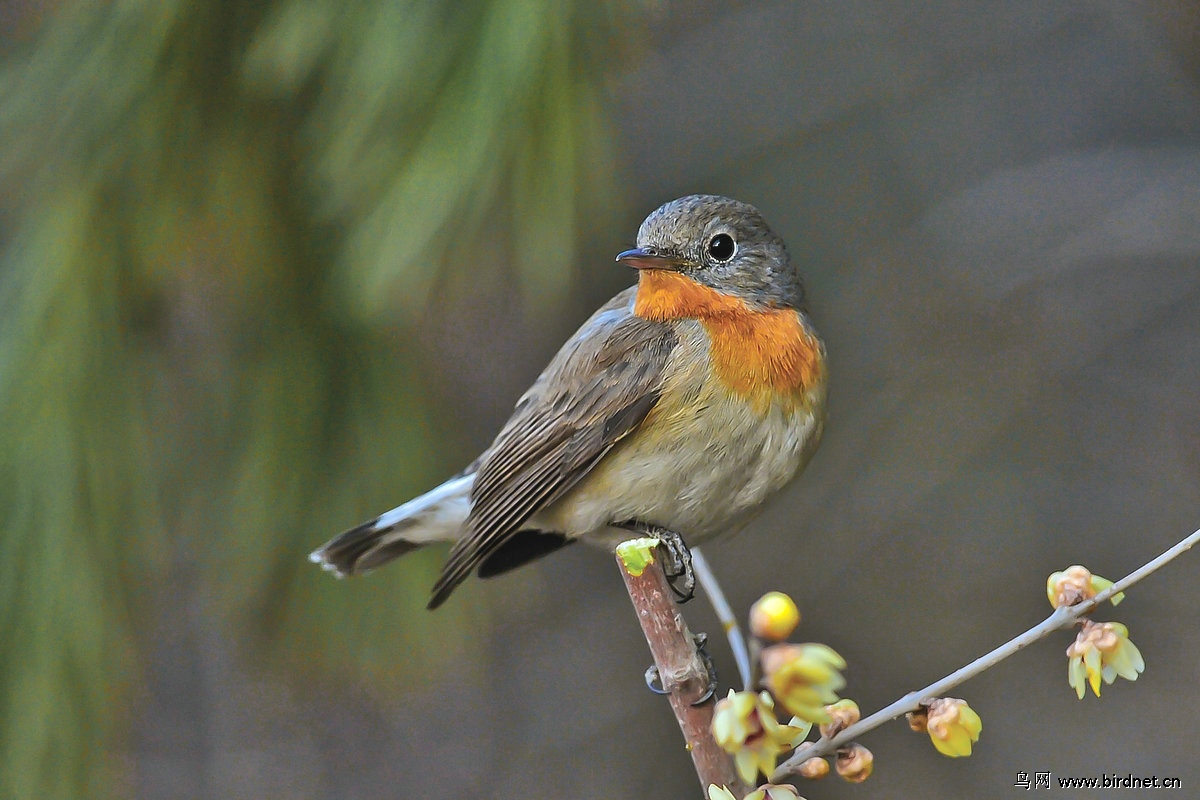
309,474,472,577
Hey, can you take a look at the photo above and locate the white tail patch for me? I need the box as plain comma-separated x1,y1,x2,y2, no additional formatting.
308,473,475,577
373,473,473,543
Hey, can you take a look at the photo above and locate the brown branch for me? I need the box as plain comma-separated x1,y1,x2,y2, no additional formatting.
617,541,750,798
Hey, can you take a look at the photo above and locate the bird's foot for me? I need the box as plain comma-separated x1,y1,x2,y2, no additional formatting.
615,521,695,602
643,632,718,705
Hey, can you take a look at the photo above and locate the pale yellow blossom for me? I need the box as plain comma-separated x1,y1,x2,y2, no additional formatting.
1067,620,1145,698
761,643,846,723
922,697,982,757
1047,565,1123,609
712,690,811,785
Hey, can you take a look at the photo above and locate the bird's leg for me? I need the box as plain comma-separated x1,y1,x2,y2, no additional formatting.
614,521,695,602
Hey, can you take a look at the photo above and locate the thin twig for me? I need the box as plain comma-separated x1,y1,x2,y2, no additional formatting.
693,547,753,690
774,527,1200,779
617,541,750,797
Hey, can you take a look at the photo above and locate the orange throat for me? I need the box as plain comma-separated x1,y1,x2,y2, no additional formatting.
633,269,825,411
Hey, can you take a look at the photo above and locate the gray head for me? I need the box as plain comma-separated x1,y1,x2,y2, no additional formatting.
615,195,804,309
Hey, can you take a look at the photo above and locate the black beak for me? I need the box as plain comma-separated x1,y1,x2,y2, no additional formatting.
615,247,687,271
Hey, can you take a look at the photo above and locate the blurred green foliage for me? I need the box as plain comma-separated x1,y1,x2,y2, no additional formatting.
0,1,629,796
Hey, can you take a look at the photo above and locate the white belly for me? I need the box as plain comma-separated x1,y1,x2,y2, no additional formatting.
532,367,825,548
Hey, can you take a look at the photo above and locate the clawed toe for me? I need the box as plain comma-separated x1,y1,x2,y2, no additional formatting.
641,633,718,705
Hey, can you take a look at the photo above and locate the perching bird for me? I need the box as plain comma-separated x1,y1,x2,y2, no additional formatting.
310,195,827,609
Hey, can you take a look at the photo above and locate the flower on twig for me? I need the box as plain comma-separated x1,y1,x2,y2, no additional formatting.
712,690,810,784
760,643,846,724
797,756,829,780
745,784,803,800
817,698,860,739
834,742,873,782
750,591,801,641
909,697,982,757
1047,565,1124,609
1066,620,1145,699
708,785,803,800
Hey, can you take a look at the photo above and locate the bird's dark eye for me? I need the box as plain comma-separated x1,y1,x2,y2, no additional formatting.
707,233,736,262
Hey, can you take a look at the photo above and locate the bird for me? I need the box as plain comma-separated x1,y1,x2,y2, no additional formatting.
309,194,827,609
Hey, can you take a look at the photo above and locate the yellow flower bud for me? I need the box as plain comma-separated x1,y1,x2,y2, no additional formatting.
750,591,801,641
797,756,830,780
1047,565,1124,609
818,698,860,739
835,743,873,783
923,697,982,757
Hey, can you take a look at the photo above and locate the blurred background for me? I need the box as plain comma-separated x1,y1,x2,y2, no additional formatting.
1,2,1199,798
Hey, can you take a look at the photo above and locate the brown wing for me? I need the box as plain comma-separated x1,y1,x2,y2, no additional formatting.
428,288,677,608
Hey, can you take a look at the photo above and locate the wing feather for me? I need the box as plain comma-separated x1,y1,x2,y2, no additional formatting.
428,290,677,607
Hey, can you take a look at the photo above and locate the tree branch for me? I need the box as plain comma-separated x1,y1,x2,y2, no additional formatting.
773,526,1200,779
617,541,750,797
